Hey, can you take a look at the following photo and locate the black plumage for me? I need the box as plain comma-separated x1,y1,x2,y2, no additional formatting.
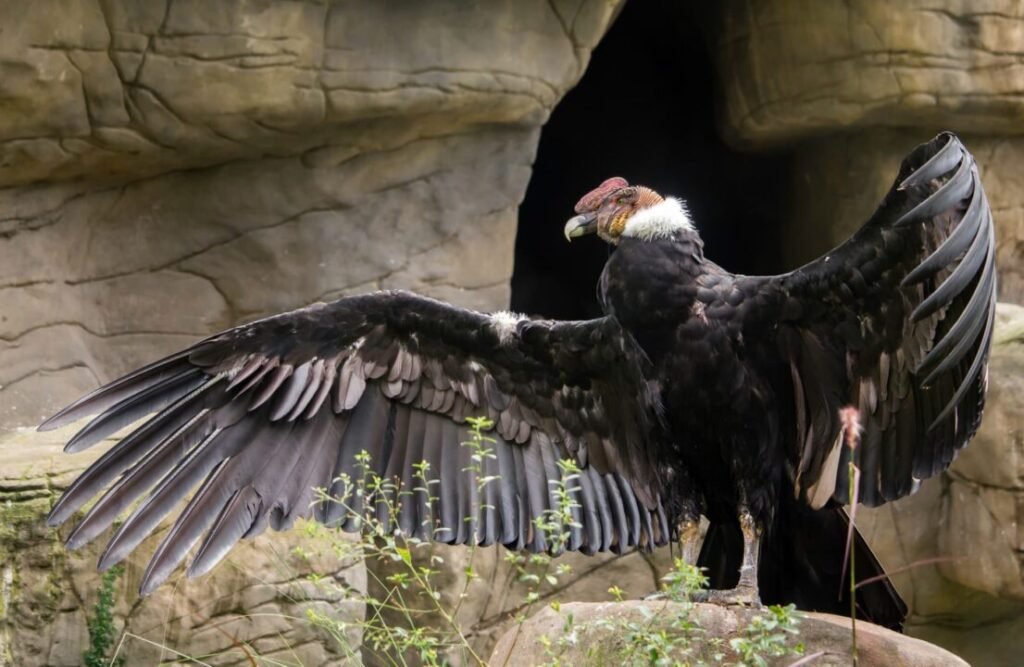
41,133,994,631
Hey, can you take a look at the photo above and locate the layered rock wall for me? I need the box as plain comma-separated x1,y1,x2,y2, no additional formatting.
712,0,1024,148
0,0,622,429
0,427,366,666
0,2,627,665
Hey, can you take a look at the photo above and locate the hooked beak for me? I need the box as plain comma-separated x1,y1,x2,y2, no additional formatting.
564,212,597,241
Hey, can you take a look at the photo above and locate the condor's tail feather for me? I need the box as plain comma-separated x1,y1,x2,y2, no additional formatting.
699,501,907,632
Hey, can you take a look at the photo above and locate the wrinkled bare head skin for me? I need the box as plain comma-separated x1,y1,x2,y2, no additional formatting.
564,177,692,244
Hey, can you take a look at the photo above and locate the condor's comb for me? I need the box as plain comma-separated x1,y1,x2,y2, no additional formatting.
575,177,629,213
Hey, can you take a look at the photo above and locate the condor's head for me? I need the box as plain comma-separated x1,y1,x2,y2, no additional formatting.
564,177,694,245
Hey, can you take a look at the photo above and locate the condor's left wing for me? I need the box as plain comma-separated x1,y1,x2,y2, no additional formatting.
743,132,995,508
40,290,673,595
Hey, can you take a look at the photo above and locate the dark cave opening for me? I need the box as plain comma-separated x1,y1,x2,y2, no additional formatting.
511,1,793,320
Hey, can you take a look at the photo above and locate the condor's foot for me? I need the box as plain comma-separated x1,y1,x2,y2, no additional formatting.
693,584,762,608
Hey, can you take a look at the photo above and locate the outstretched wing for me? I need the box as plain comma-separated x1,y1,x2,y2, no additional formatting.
749,132,995,508
41,290,672,594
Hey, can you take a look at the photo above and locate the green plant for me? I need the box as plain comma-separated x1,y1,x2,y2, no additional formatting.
504,456,581,605
585,559,715,667
304,442,476,665
82,564,125,667
497,455,582,667
593,559,697,666
728,604,803,667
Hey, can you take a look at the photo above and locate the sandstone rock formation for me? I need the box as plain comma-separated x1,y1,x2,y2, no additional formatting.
0,0,624,429
0,3,651,663
712,1,1024,148
489,601,969,667
0,3,640,664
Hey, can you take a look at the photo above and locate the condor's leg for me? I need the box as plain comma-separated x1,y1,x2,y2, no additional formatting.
697,509,762,607
730,509,762,604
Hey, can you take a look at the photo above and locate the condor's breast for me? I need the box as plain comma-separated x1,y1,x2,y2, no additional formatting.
598,237,704,323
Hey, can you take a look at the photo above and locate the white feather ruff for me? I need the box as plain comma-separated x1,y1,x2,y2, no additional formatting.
622,197,694,240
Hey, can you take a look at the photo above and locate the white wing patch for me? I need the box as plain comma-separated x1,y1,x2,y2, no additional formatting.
622,197,694,241
490,311,524,345
806,432,843,510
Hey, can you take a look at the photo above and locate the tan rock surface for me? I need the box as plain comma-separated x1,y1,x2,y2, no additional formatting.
489,601,968,667
0,0,619,186
710,1,1024,148
934,303,1024,601
0,132,528,428
6,2,1024,665
0,0,624,430
0,4,671,665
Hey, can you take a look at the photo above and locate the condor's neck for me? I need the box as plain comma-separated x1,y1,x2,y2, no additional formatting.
599,233,707,335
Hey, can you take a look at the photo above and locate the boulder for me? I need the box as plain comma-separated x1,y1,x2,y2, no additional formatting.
937,303,1024,596
489,601,968,667
0,130,530,427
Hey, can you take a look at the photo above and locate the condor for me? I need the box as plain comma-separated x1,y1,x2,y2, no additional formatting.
41,133,994,630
